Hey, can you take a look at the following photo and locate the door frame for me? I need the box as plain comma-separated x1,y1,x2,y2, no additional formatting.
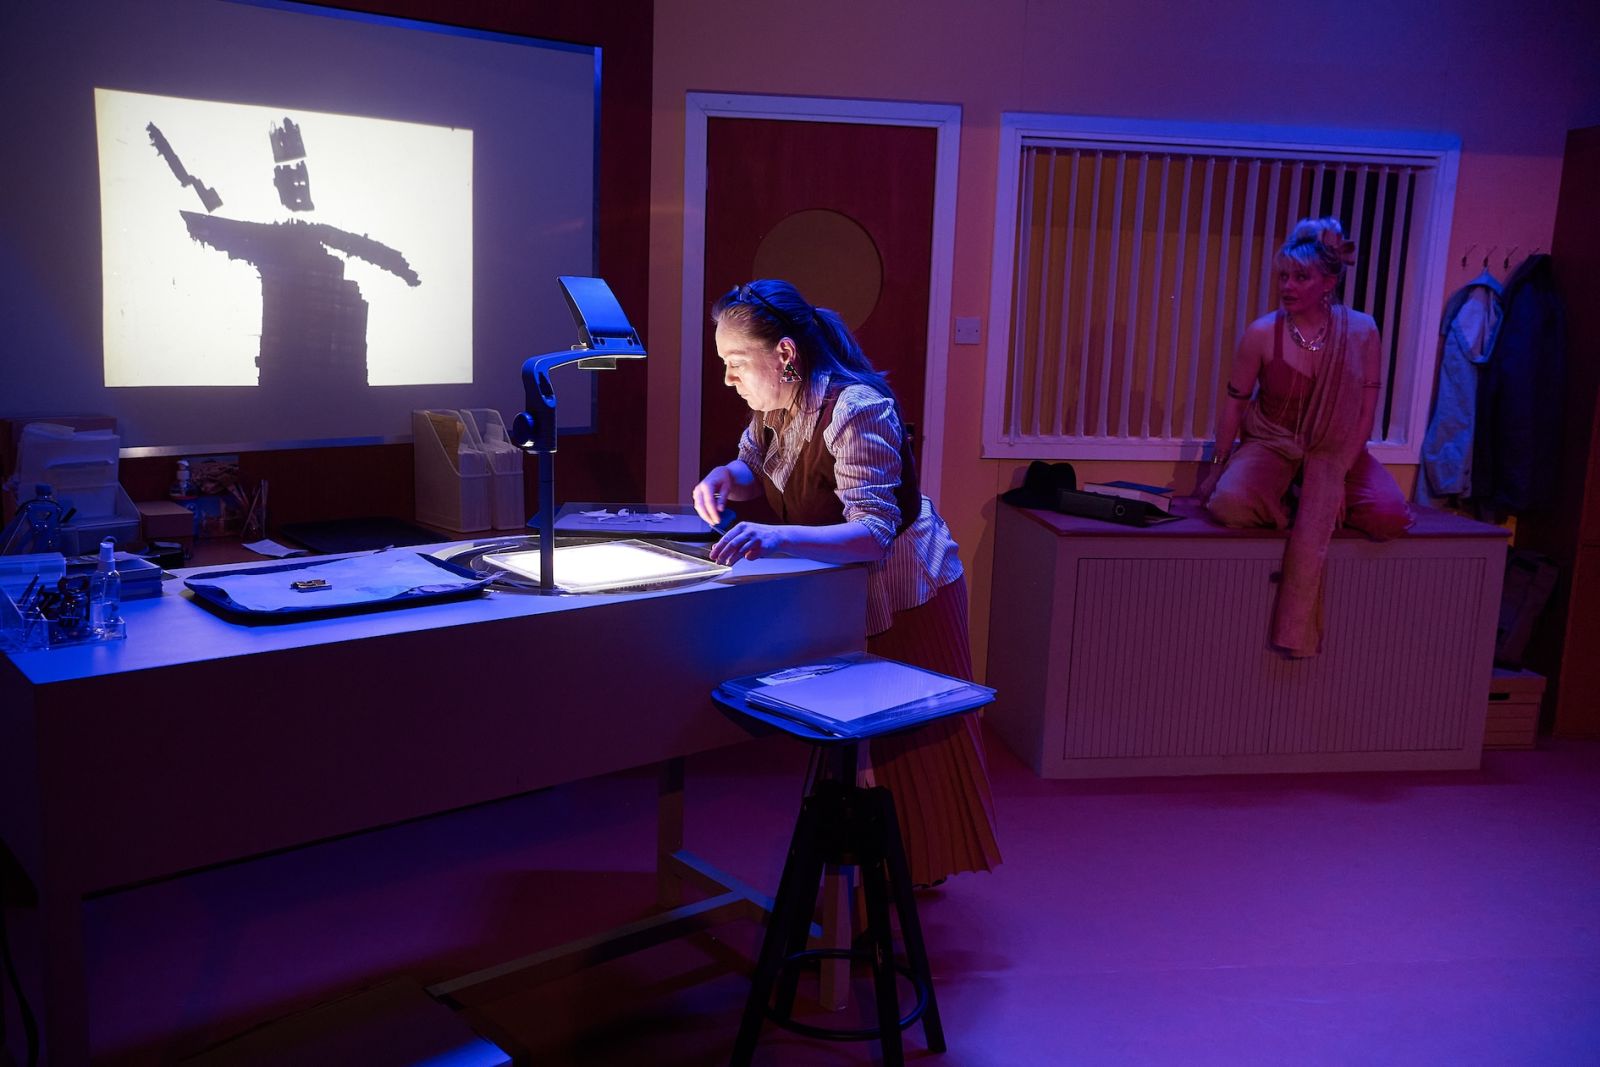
679,92,962,500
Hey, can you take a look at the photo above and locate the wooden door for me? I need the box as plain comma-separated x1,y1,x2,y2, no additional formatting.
699,118,938,515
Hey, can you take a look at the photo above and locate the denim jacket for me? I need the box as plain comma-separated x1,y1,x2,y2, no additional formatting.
1420,270,1502,502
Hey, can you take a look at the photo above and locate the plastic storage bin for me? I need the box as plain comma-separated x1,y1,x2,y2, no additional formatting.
7,423,139,552
59,485,141,555
458,408,526,531
413,410,491,533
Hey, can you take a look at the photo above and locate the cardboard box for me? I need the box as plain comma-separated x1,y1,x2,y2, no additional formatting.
1485,668,1545,750
137,499,199,540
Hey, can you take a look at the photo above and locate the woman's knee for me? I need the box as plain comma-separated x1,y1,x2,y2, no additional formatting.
1347,500,1415,541
1207,487,1270,528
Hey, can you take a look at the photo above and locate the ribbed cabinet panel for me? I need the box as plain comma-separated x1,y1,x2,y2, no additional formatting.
1062,556,1485,761
1065,557,1277,759
986,504,1508,778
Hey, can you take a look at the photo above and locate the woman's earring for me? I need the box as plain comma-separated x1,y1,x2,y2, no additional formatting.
779,360,802,384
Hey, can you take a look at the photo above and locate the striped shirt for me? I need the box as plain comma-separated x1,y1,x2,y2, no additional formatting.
738,372,963,636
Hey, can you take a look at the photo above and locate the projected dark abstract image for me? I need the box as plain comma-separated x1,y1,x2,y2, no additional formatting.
96,88,472,388
151,116,421,392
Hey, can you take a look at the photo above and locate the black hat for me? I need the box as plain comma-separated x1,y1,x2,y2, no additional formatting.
999,461,1077,510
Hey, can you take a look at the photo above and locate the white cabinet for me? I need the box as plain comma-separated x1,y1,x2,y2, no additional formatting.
986,502,1507,778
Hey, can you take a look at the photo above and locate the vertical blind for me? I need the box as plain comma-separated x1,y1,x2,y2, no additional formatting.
1000,145,1426,451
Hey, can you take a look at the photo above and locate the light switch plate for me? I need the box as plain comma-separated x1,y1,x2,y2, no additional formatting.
954,316,982,344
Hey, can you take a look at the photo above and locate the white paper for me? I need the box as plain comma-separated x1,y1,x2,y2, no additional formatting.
747,660,972,724
243,538,309,558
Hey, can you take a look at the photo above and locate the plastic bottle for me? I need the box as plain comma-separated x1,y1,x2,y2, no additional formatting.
90,536,125,640
23,484,63,552
170,459,193,500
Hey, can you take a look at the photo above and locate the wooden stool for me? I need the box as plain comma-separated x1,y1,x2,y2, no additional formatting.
725,738,944,1067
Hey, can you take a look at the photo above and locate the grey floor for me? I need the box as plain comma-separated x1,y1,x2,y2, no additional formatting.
85,728,1600,1065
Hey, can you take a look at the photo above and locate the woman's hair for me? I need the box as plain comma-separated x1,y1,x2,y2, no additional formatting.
1278,216,1357,298
712,279,893,402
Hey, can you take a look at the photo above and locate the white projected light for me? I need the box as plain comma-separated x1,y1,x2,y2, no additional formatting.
96,88,473,388
481,540,729,593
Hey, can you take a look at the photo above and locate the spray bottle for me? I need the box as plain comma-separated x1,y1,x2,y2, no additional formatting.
90,536,125,640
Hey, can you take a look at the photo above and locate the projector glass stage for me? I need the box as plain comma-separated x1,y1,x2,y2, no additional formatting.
481,540,730,594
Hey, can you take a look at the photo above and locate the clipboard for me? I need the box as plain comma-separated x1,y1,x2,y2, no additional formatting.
713,652,995,740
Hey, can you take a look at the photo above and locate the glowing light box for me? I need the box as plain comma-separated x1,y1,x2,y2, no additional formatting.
481,540,729,594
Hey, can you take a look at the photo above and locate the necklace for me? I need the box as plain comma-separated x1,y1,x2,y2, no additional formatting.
1287,312,1328,352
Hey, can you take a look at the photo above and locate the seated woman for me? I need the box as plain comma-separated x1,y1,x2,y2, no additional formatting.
1195,217,1414,655
693,278,1000,889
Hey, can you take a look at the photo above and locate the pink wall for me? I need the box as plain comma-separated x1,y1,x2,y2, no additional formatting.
646,0,1600,676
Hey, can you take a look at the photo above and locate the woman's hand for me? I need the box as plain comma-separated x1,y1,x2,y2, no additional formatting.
692,466,737,526
1192,461,1224,503
709,522,788,566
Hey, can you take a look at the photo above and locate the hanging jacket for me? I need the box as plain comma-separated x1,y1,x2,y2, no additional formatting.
1420,269,1503,503
1472,254,1566,517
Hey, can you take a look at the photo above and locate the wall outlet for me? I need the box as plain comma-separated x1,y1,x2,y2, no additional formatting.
954,316,982,344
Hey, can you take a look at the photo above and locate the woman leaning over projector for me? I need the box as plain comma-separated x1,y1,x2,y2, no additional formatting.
692,278,1000,889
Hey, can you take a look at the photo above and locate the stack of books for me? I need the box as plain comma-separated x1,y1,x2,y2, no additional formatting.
715,652,995,739
1078,479,1175,513
1055,479,1181,526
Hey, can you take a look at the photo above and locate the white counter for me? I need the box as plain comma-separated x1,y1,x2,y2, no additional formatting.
1,546,866,1064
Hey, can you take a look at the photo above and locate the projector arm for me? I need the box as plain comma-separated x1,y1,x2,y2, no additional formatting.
509,274,647,457
507,277,646,593
509,352,569,458
509,351,580,593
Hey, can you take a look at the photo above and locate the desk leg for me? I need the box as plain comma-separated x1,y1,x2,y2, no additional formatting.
656,758,686,910
20,887,90,1066
431,756,794,1007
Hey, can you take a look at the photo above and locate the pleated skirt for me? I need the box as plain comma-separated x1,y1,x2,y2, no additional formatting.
866,574,1002,886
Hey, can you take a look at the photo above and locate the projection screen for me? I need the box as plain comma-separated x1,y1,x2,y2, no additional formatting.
0,0,599,453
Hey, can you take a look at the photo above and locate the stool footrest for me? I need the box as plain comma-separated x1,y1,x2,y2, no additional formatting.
764,948,931,1042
